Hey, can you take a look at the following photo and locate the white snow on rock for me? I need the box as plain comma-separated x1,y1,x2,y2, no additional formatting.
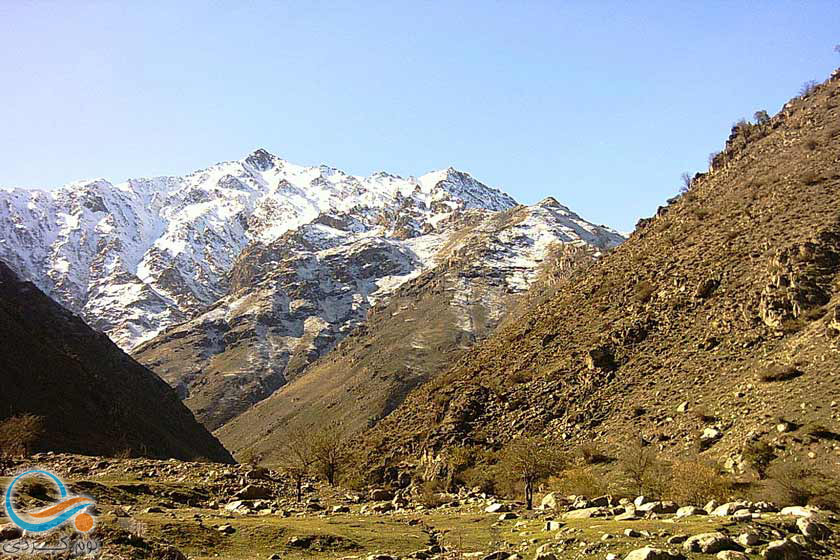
0,149,622,352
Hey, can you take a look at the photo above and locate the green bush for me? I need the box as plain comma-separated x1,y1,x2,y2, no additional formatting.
742,441,776,478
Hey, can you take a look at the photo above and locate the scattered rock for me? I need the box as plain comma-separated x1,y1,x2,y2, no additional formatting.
0,524,22,541
638,501,678,514
737,532,760,547
236,484,272,500
498,512,518,521
711,502,745,517
716,552,748,560
796,517,830,539
563,507,604,519
762,539,802,560
482,552,510,560
484,503,509,513
369,488,394,501
624,528,643,538
683,532,742,554
624,547,684,560
539,492,559,510
675,506,706,518
732,509,753,522
780,506,821,519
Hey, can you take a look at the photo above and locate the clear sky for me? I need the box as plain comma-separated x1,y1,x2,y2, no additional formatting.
1,1,837,232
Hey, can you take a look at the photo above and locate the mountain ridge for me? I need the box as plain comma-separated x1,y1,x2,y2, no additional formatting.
0,150,518,350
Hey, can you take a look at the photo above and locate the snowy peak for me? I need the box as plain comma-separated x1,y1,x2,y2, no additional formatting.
0,151,532,350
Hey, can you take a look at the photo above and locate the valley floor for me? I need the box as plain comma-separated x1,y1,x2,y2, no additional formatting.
1,454,839,560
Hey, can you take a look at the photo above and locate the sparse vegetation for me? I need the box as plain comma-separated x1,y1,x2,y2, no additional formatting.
497,437,565,509
632,280,655,304
753,110,770,125
691,206,711,220
577,442,611,465
742,440,776,479
0,413,45,458
667,458,731,506
799,80,818,97
310,422,350,486
279,430,316,502
758,363,802,382
617,436,661,497
761,462,840,510
552,467,609,498
691,406,716,423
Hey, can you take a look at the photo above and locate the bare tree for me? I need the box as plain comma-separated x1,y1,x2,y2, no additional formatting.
311,422,349,486
0,414,45,458
497,437,565,509
680,172,692,194
799,80,818,97
618,434,660,497
279,430,315,502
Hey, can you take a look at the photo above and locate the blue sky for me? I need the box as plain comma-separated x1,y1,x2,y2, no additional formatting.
1,1,837,232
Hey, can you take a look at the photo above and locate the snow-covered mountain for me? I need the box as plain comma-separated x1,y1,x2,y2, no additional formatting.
0,149,517,349
0,149,624,428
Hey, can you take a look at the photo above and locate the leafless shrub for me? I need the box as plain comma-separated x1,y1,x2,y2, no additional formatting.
799,80,818,97
0,414,45,458
680,172,693,194
617,436,663,497
311,421,350,486
497,437,566,509
279,429,315,502
760,462,840,510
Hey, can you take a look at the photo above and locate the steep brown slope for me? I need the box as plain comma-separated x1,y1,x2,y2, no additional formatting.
217,203,612,462
0,261,233,463
365,71,840,475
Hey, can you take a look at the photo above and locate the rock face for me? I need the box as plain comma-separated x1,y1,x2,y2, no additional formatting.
0,261,232,462
0,150,623,430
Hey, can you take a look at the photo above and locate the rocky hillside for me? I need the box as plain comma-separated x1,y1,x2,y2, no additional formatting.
131,193,621,431
365,70,840,477
136,199,622,430
0,261,233,462
217,200,610,460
